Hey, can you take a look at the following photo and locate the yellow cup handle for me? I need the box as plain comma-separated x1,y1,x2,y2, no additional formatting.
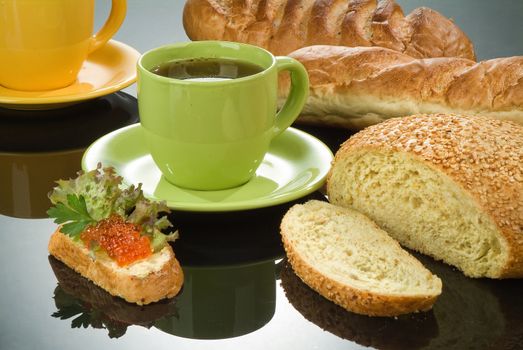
88,0,127,54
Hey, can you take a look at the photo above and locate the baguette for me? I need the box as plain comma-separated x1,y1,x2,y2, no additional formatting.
280,200,442,317
278,45,523,129
49,228,184,305
183,0,475,60
327,114,523,278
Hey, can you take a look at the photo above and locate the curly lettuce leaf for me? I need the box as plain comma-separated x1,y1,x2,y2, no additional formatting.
48,165,127,221
127,198,177,251
116,184,145,216
48,165,145,222
151,229,179,252
127,199,171,235
47,164,176,251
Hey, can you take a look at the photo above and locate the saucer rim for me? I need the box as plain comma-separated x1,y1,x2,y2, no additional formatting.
0,40,139,107
82,124,334,212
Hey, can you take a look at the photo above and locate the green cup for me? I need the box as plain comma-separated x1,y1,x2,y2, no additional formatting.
137,41,309,190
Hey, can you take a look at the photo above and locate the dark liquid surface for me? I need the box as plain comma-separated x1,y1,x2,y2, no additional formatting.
150,58,265,81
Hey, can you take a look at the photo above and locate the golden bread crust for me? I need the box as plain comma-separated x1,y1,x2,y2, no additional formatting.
48,228,184,305
278,46,523,128
327,114,523,278
182,0,475,59
280,201,442,316
282,235,439,316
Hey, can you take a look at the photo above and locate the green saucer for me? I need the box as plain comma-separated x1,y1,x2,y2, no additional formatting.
82,124,333,212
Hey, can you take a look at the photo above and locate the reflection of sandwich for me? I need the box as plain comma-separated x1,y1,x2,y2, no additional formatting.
47,165,184,305
280,260,438,350
49,256,179,339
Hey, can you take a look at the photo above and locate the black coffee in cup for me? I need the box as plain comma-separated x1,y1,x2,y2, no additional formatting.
149,57,264,81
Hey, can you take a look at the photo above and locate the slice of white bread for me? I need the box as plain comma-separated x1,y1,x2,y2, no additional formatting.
280,200,442,316
48,228,184,305
327,114,523,278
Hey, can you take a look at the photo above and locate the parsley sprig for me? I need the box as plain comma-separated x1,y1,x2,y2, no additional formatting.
47,194,96,238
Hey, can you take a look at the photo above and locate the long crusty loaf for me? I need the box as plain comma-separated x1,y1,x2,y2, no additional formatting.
278,45,523,129
49,228,184,305
327,114,523,278
280,200,442,316
183,0,475,60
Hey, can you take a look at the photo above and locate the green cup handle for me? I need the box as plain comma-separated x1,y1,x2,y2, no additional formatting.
273,56,309,138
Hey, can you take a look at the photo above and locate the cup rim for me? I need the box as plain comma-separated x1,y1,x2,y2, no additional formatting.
137,40,277,86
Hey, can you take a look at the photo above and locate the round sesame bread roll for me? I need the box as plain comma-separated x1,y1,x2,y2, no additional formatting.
327,114,523,278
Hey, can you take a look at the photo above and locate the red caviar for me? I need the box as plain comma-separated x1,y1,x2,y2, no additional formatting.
81,215,152,266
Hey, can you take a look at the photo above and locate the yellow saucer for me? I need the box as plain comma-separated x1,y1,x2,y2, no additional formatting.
0,40,140,110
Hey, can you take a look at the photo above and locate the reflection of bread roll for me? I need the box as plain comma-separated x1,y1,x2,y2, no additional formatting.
183,0,475,60
413,253,505,349
327,114,523,278
282,251,514,349
484,278,523,349
49,256,178,331
278,46,523,129
280,200,442,316
280,260,438,350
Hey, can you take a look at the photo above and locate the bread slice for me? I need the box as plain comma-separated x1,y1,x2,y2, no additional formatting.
280,200,442,317
49,256,178,329
48,228,184,305
279,260,438,348
327,114,523,278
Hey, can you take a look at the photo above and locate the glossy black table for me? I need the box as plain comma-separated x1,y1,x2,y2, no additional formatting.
1,183,523,350
1,93,522,350
2,0,523,349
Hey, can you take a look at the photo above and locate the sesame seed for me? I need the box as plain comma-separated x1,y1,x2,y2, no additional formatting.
339,114,523,235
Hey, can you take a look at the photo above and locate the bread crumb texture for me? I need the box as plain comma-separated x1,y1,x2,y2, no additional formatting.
281,200,442,316
327,113,523,278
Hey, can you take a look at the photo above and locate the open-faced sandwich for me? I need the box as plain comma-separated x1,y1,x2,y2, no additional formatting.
47,164,184,305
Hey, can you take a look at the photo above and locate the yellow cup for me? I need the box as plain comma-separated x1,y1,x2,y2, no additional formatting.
0,0,126,91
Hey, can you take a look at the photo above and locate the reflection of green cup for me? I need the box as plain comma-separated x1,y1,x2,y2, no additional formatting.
154,261,277,339
137,41,309,190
